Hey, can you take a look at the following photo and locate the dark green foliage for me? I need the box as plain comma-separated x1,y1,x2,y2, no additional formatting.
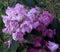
31,29,42,36
51,18,60,44
24,32,34,43
16,44,27,52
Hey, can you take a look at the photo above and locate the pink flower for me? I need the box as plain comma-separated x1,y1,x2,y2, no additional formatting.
2,15,10,27
39,11,54,26
2,21,19,34
47,41,59,52
6,3,27,16
28,7,40,14
36,23,46,32
27,7,40,22
33,21,40,29
32,17,40,29
34,37,41,47
9,21,19,32
20,21,33,33
43,29,56,38
6,7,15,16
12,29,24,42
10,14,25,22
14,3,28,15
2,27,12,34
6,4,27,22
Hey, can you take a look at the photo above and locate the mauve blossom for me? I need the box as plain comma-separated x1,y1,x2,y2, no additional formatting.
43,29,56,38
12,29,24,42
34,41,41,47
9,21,19,32
6,3,27,16
14,3,28,15
2,15,10,27
33,21,40,29
39,11,54,26
4,40,11,48
6,7,16,17
47,41,59,52
28,7,40,15
20,21,33,33
34,37,41,47
3,27,12,34
2,21,19,34
6,4,27,22
11,14,25,22
32,16,40,29
36,22,46,32
27,7,40,22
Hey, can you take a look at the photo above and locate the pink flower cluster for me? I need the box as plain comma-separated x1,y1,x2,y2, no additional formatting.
2,3,59,52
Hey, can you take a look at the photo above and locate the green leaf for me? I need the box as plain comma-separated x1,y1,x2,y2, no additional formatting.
3,44,8,52
24,34,34,43
7,40,19,52
22,48,27,52
16,44,27,52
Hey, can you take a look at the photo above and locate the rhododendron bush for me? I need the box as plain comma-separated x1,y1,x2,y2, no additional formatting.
0,0,60,52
